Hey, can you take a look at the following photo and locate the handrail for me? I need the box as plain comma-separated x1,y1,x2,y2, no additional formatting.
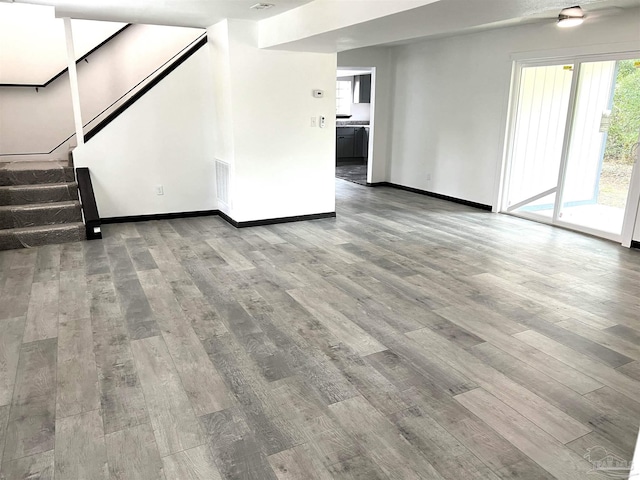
0,25,131,88
85,34,207,142
0,32,207,157
75,167,102,240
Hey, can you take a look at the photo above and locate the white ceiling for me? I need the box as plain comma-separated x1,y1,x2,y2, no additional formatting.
260,0,640,52
3,0,640,52
7,0,314,28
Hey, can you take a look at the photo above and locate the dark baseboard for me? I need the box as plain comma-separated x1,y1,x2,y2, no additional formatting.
100,209,336,228
233,212,336,228
101,210,219,224
217,211,237,227
371,182,492,211
631,240,640,250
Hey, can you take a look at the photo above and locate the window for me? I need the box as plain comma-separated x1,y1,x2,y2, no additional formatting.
336,79,352,115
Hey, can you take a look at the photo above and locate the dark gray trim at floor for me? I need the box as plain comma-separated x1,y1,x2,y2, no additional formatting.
101,210,220,224
369,182,492,211
220,211,336,228
102,210,336,228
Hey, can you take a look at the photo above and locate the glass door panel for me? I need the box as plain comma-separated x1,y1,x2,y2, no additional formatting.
559,60,640,235
505,64,574,217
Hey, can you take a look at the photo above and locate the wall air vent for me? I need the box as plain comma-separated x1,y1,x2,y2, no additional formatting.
215,159,230,206
250,3,275,10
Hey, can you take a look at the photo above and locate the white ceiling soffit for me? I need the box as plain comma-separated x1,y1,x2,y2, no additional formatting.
7,0,314,28
259,0,640,52
259,0,441,49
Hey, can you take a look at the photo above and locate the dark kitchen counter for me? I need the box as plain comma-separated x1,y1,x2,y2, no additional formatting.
336,121,370,126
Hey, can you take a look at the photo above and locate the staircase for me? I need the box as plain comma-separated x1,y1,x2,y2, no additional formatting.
0,161,85,250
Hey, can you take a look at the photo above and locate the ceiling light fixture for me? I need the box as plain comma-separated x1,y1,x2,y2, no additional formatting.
558,6,585,28
250,3,275,10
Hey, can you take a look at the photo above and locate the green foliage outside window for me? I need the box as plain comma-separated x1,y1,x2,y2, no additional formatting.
604,60,640,165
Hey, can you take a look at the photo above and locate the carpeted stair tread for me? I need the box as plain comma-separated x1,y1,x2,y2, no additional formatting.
0,160,69,170
0,182,78,205
0,161,87,249
0,161,75,186
0,222,84,250
0,200,79,211
0,201,82,229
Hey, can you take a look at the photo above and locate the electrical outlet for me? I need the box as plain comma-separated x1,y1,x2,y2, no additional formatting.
426,173,432,181
311,117,317,127
155,185,164,195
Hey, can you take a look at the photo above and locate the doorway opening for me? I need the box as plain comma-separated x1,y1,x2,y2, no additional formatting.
502,54,640,244
335,67,375,186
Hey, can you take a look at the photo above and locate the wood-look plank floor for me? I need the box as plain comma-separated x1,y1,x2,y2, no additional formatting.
0,179,639,479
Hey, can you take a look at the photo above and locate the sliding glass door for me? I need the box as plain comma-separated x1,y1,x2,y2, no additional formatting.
559,60,638,236
505,64,573,220
503,55,640,243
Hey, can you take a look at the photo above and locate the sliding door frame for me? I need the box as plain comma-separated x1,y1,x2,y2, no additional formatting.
500,49,640,246
552,62,581,224
621,137,640,247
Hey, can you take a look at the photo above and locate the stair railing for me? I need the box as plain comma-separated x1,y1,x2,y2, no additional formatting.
0,32,207,157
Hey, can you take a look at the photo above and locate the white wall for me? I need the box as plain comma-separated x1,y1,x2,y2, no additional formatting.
73,47,217,218
208,21,235,170
385,10,640,208
0,24,202,157
338,46,394,183
350,104,371,122
208,19,337,223
0,3,125,84
0,80,75,157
